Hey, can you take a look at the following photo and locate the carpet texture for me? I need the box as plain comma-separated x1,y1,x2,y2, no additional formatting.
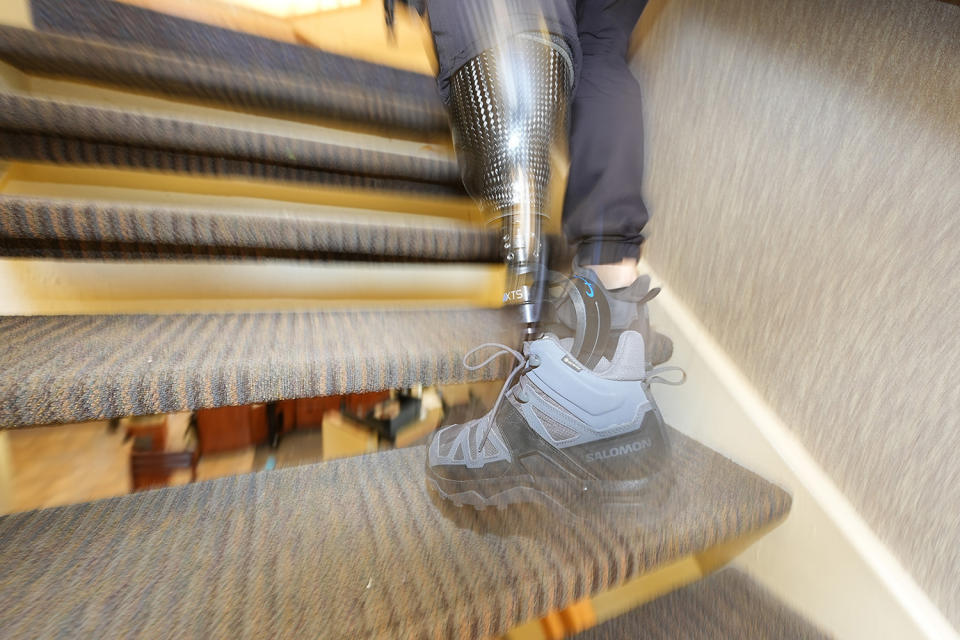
635,0,960,623
0,93,459,186
0,430,791,639
0,132,463,197
30,0,436,100
0,195,498,263
573,568,829,639
0,309,519,428
0,25,447,134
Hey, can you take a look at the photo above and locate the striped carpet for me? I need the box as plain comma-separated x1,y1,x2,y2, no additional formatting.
0,93,459,187
0,132,462,196
0,25,446,134
0,195,497,262
0,429,791,639
573,568,830,639
31,0,436,101
0,309,519,428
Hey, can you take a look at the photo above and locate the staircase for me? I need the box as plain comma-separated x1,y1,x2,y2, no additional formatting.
0,1,828,637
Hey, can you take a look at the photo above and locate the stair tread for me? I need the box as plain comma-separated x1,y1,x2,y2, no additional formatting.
573,568,829,639
0,93,459,189
0,131,462,195
0,430,791,639
0,309,518,428
0,195,498,262
30,0,437,99
0,24,447,134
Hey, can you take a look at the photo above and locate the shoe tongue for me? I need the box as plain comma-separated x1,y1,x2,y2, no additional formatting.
594,331,648,380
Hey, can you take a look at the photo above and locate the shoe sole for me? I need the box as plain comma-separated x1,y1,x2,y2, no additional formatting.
425,462,673,515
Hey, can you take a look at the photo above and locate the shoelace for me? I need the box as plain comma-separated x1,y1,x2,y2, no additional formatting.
645,366,686,386
463,343,528,456
462,344,687,457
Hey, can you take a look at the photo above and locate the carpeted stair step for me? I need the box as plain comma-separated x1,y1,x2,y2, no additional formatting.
0,93,461,194
0,131,462,194
0,429,791,638
0,195,499,262
0,309,519,428
572,568,830,639
0,25,448,135
29,0,437,104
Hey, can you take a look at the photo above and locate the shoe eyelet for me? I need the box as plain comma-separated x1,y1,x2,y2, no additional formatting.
515,389,530,403
528,354,541,368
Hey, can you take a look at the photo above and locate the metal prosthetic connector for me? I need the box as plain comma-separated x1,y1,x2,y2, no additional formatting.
448,33,572,337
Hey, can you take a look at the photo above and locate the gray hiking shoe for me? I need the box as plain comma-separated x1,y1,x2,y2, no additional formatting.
426,331,683,511
554,262,673,366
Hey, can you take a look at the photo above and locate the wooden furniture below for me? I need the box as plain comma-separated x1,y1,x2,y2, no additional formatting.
194,404,268,455
195,392,403,453
292,392,390,430
342,391,391,416
294,396,340,430
124,414,168,452
249,404,268,444
129,450,197,492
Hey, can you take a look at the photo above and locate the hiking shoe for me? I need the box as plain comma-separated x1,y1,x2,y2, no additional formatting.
426,331,683,511
552,261,673,366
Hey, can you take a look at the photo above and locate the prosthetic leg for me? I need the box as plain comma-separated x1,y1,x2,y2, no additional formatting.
447,34,610,364
426,31,676,515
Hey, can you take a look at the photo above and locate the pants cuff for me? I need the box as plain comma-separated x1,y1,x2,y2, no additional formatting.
575,237,644,265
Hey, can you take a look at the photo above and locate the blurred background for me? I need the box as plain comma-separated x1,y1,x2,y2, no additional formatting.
0,0,957,639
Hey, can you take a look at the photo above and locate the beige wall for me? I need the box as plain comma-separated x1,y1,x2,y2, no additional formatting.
0,433,13,513
634,0,960,626
0,0,32,29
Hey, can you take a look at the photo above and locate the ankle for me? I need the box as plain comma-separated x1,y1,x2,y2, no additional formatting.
584,258,639,289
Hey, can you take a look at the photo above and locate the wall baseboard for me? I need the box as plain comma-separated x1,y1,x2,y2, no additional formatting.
641,261,957,640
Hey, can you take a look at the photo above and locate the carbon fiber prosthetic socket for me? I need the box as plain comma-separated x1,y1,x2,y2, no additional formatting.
449,34,572,334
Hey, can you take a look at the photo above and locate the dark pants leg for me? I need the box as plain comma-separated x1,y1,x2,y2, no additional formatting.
425,0,580,103
564,0,649,265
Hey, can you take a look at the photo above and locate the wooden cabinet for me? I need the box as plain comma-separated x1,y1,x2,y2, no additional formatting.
195,404,268,455
294,396,340,429
194,393,393,454
249,403,269,444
